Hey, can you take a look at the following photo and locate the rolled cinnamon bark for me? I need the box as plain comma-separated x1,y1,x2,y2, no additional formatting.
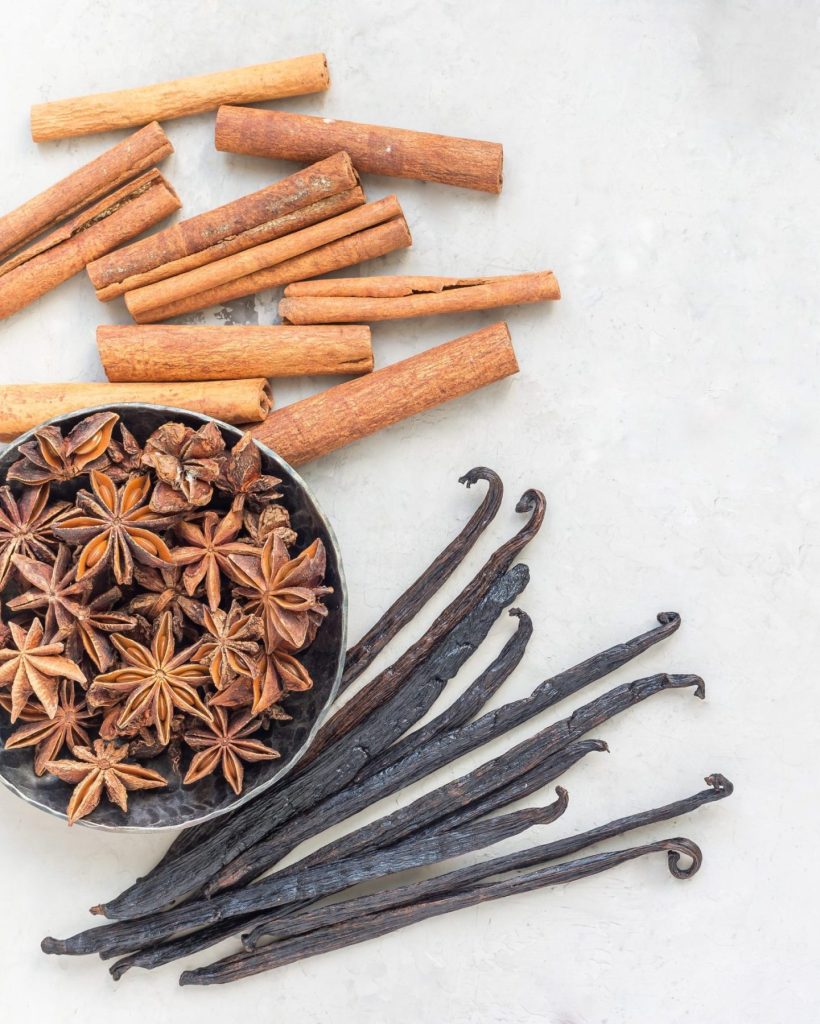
31,54,330,141
125,195,405,322
251,322,517,465
0,122,172,263
0,170,180,321
216,106,504,193
0,380,272,441
126,204,412,324
88,152,363,301
280,271,560,323
96,324,374,382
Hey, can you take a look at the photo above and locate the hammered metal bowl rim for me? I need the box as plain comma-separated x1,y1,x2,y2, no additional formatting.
0,402,347,833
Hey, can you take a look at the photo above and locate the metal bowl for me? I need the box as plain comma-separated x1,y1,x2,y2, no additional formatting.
0,404,346,832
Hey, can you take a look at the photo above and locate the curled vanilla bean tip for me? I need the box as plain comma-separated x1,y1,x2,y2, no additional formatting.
591,739,610,754
656,611,681,629
663,838,703,879
553,786,569,813
458,466,502,492
704,773,733,796
109,962,130,981
515,488,546,518
507,607,530,623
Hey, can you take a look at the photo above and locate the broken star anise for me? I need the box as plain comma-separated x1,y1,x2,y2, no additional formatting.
230,535,332,651
0,483,68,588
171,506,260,612
215,432,283,509
0,618,86,721
243,502,297,549
6,411,119,486
44,739,167,825
183,706,279,796
53,470,175,586
89,611,212,747
129,564,202,640
5,680,97,776
143,421,225,513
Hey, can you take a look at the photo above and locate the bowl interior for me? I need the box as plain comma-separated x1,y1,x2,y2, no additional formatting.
0,404,346,831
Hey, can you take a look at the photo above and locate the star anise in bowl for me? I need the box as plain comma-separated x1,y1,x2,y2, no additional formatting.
0,406,345,830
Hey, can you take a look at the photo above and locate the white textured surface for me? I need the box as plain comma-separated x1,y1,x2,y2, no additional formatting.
0,2,815,1020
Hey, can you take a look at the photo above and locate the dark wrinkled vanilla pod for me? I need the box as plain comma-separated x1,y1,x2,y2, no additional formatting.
44,794,568,958
341,467,503,690
239,775,731,952
298,488,546,769
180,838,703,985
93,564,530,920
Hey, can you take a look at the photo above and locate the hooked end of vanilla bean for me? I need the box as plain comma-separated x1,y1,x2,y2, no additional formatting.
459,466,501,491
663,837,703,879
656,611,681,631
689,675,706,699
109,960,130,981
515,488,546,518
704,773,734,797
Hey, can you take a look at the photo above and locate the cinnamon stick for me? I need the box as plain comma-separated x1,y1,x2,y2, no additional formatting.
280,271,561,323
215,106,504,193
126,203,412,324
0,380,271,441
87,152,363,301
251,322,517,465
31,54,330,141
96,324,373,382
0,170,179,321
0,122,172,263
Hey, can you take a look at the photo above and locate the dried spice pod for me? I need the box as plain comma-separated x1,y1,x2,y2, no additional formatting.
341,467,503,691
181,839,702,985
297,488,545,771
241,775,733,955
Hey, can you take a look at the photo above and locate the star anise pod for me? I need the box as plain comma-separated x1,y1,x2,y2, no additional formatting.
142,421,225,513
7,546,138,671
0,484,69,587
243,502,297,549
192,603,262,688
88,611,212,746
215,432,283,509
183,706,279,795
0,691,43,722
6,411,119,486
103,424,145,482
128,564,203,639
229,535,332,652
170,506,259,612
43,739,167,825
4,680,97,775
0,618,86,721
53,471,175,585
249,647,314,715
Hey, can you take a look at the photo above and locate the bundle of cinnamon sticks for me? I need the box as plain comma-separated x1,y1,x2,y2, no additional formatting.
0,52,561,463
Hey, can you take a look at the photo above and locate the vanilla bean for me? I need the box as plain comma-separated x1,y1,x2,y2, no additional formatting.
94,564,530,920
44,797,566,958
298,489,546,770
207,608,536,893
361,606,533,779
341,467,503,691
181,837,703,985
242,774,731,952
